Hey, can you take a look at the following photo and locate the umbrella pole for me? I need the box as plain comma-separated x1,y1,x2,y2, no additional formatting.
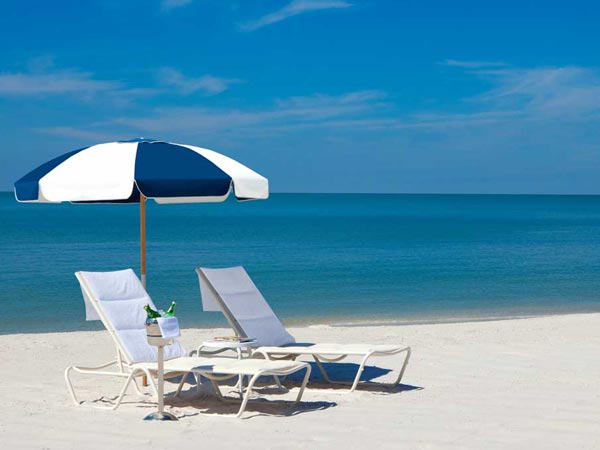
140,194,147,288
140,194,148,387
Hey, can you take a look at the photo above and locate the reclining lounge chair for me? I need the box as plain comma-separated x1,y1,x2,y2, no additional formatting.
196,266,411,392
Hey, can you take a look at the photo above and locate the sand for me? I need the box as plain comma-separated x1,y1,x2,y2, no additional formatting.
1,313,599,449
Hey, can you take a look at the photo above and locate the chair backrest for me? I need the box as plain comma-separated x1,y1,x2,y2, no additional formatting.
197,266,296,347
76,269,186,364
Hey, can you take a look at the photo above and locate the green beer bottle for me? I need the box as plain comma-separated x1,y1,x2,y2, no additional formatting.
144,304,161,319
164,301,177,317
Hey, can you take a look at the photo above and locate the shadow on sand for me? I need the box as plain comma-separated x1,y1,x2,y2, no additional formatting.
279,361,424,394
89,375,337,419
168,390,337,419
86,360,422,418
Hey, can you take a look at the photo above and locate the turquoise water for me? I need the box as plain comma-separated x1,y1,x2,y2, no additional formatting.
1,192,600,334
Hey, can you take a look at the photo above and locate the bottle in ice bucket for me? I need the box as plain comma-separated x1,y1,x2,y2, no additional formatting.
144,304,161,319
164,301,176,317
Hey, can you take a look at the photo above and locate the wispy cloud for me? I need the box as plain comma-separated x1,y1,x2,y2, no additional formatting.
158,68,242,95
0,65,161,105
0,60,242,102
240,0,352,31
442,59,507,69
0,70,123,97
160,0,194,12
34,63,600,146
25,61,600,194
462,65,600,120
441,60,600,120
109,89,386,135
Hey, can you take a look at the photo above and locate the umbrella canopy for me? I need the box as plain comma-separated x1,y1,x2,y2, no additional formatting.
14,138,268,286
14,138,268,203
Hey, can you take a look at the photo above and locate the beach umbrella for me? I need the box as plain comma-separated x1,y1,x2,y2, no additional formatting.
13,138,268,287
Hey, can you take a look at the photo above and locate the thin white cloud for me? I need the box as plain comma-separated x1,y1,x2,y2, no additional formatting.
35,64,600,142
241,0,352,31
27,62,600,194
116,64,600,135
443,59,507,69
109,89,387,135
158,68,242,95
0,65,162,105
0,61,244,104
466,66,600,119
0,70,123,97
160,0,193,12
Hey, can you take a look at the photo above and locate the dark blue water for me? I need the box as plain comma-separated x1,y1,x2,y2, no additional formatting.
1,192,600,334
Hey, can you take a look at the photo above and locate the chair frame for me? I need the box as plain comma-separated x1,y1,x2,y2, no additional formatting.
252,346,411,392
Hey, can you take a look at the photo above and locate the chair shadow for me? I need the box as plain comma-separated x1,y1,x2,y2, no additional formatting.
280,361,424,394
167,389,337,419
166,365,423,394
88,382,336,419
86,362,420,417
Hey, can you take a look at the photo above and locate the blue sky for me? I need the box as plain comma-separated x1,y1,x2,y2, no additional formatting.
1,0,599,193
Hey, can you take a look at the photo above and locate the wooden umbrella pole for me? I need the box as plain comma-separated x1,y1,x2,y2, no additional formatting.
140,194,148,387
140,194,147,288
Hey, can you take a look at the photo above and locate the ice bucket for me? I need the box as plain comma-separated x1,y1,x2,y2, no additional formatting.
145,319,173,346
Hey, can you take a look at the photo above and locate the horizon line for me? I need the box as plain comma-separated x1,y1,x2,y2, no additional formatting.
1,191,600,197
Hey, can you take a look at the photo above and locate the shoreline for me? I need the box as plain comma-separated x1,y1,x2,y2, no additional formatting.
326,309,600,327
3,308,600,336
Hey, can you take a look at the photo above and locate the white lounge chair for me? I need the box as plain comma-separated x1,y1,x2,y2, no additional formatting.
196,266,411,392
66,269,311,418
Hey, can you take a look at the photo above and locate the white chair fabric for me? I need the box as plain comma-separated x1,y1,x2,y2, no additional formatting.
78,269,186,363
198,266,296,347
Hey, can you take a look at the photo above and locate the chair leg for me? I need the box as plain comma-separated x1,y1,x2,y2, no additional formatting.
312,355,335,383
111,371,139,410
131,375,146,396
236,373,261,418
175,372,190,397
350,354,371,392
389,347,412,388
295,364,311,403
209,378,224,400
64,366,80,406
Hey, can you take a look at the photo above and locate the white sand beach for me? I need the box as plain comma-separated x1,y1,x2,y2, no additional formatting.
1,313,599,449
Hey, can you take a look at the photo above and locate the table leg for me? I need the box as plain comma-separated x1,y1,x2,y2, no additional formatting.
144,345,177,421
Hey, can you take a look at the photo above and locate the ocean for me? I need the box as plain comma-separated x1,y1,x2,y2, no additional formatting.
1,192,599,334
